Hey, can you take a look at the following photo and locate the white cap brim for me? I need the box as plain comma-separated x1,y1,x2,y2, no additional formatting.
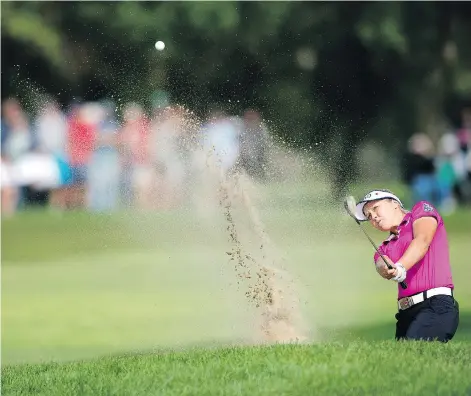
355,190,403,221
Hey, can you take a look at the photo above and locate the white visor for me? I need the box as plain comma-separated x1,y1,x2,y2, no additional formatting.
355,190,403,221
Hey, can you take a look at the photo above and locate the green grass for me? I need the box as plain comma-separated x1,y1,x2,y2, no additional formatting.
2,180,471,394
2,342,471,395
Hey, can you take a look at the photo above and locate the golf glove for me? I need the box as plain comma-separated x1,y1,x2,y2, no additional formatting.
392,262,406,283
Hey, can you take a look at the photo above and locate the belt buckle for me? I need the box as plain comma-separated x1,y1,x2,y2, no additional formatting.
399,296,414,310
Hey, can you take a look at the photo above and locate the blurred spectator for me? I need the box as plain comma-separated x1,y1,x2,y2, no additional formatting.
2,98,33,209
87,101,120,212
401,133,439,206
467,149,471,185
34,97,71,211
35,97,68,159
200,109,240,175
150,106,187,209
1,154,18,217
48,155,73,212
455,107,471,205
13,151,63,206
67,103,97,209
239,109,270,180
1,98,32,162
119,103,152,209
457,107,471,154
435,132,464,213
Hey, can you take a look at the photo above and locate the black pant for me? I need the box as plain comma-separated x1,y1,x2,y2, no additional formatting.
395,295,460,342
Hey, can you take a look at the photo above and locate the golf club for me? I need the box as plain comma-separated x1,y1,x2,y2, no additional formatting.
344,196,407,290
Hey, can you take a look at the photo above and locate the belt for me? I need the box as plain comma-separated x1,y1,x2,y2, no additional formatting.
397,287,453,311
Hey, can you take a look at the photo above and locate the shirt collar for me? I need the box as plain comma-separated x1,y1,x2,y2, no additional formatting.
398,212,411,228
383,212,411,244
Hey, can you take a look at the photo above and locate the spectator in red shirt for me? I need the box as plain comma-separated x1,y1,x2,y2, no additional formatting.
66,104,96,209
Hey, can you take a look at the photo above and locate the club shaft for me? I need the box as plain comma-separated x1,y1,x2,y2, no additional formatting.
358,224,391,267
357,222,408,289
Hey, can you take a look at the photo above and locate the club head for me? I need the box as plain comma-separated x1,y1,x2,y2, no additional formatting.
344,195,360,224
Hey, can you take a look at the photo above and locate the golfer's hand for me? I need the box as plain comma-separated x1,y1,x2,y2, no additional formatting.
375,255,395,280
389,262,406,283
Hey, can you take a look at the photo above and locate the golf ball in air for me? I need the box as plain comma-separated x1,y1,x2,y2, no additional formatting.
155,41,165,51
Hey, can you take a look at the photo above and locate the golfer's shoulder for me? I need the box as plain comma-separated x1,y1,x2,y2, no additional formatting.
410,200,442,224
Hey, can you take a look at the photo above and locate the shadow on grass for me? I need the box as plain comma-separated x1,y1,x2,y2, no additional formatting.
328,311,471,342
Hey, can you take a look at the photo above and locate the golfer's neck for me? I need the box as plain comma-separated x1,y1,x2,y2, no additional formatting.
390,211,407,235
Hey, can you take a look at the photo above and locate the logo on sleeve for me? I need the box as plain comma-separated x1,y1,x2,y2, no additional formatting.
423,202,434,212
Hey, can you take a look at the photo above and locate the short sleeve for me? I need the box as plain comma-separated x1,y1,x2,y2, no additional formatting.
411,201,442,224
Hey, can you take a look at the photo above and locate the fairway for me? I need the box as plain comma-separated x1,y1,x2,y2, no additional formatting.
2,181,471,394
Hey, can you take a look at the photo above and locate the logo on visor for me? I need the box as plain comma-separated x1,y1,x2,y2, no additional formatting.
423,203,433,212
364,192,380,200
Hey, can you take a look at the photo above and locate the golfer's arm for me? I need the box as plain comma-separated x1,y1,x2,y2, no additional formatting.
375,257,386,271
397,217,438,270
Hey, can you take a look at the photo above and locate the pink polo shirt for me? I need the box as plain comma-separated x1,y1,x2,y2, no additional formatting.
374,201,454,299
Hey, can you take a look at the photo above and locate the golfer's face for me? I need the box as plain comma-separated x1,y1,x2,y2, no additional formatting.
364,199,395,231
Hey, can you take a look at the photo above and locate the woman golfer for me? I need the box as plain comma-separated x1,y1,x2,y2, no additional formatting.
355,189,459,342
